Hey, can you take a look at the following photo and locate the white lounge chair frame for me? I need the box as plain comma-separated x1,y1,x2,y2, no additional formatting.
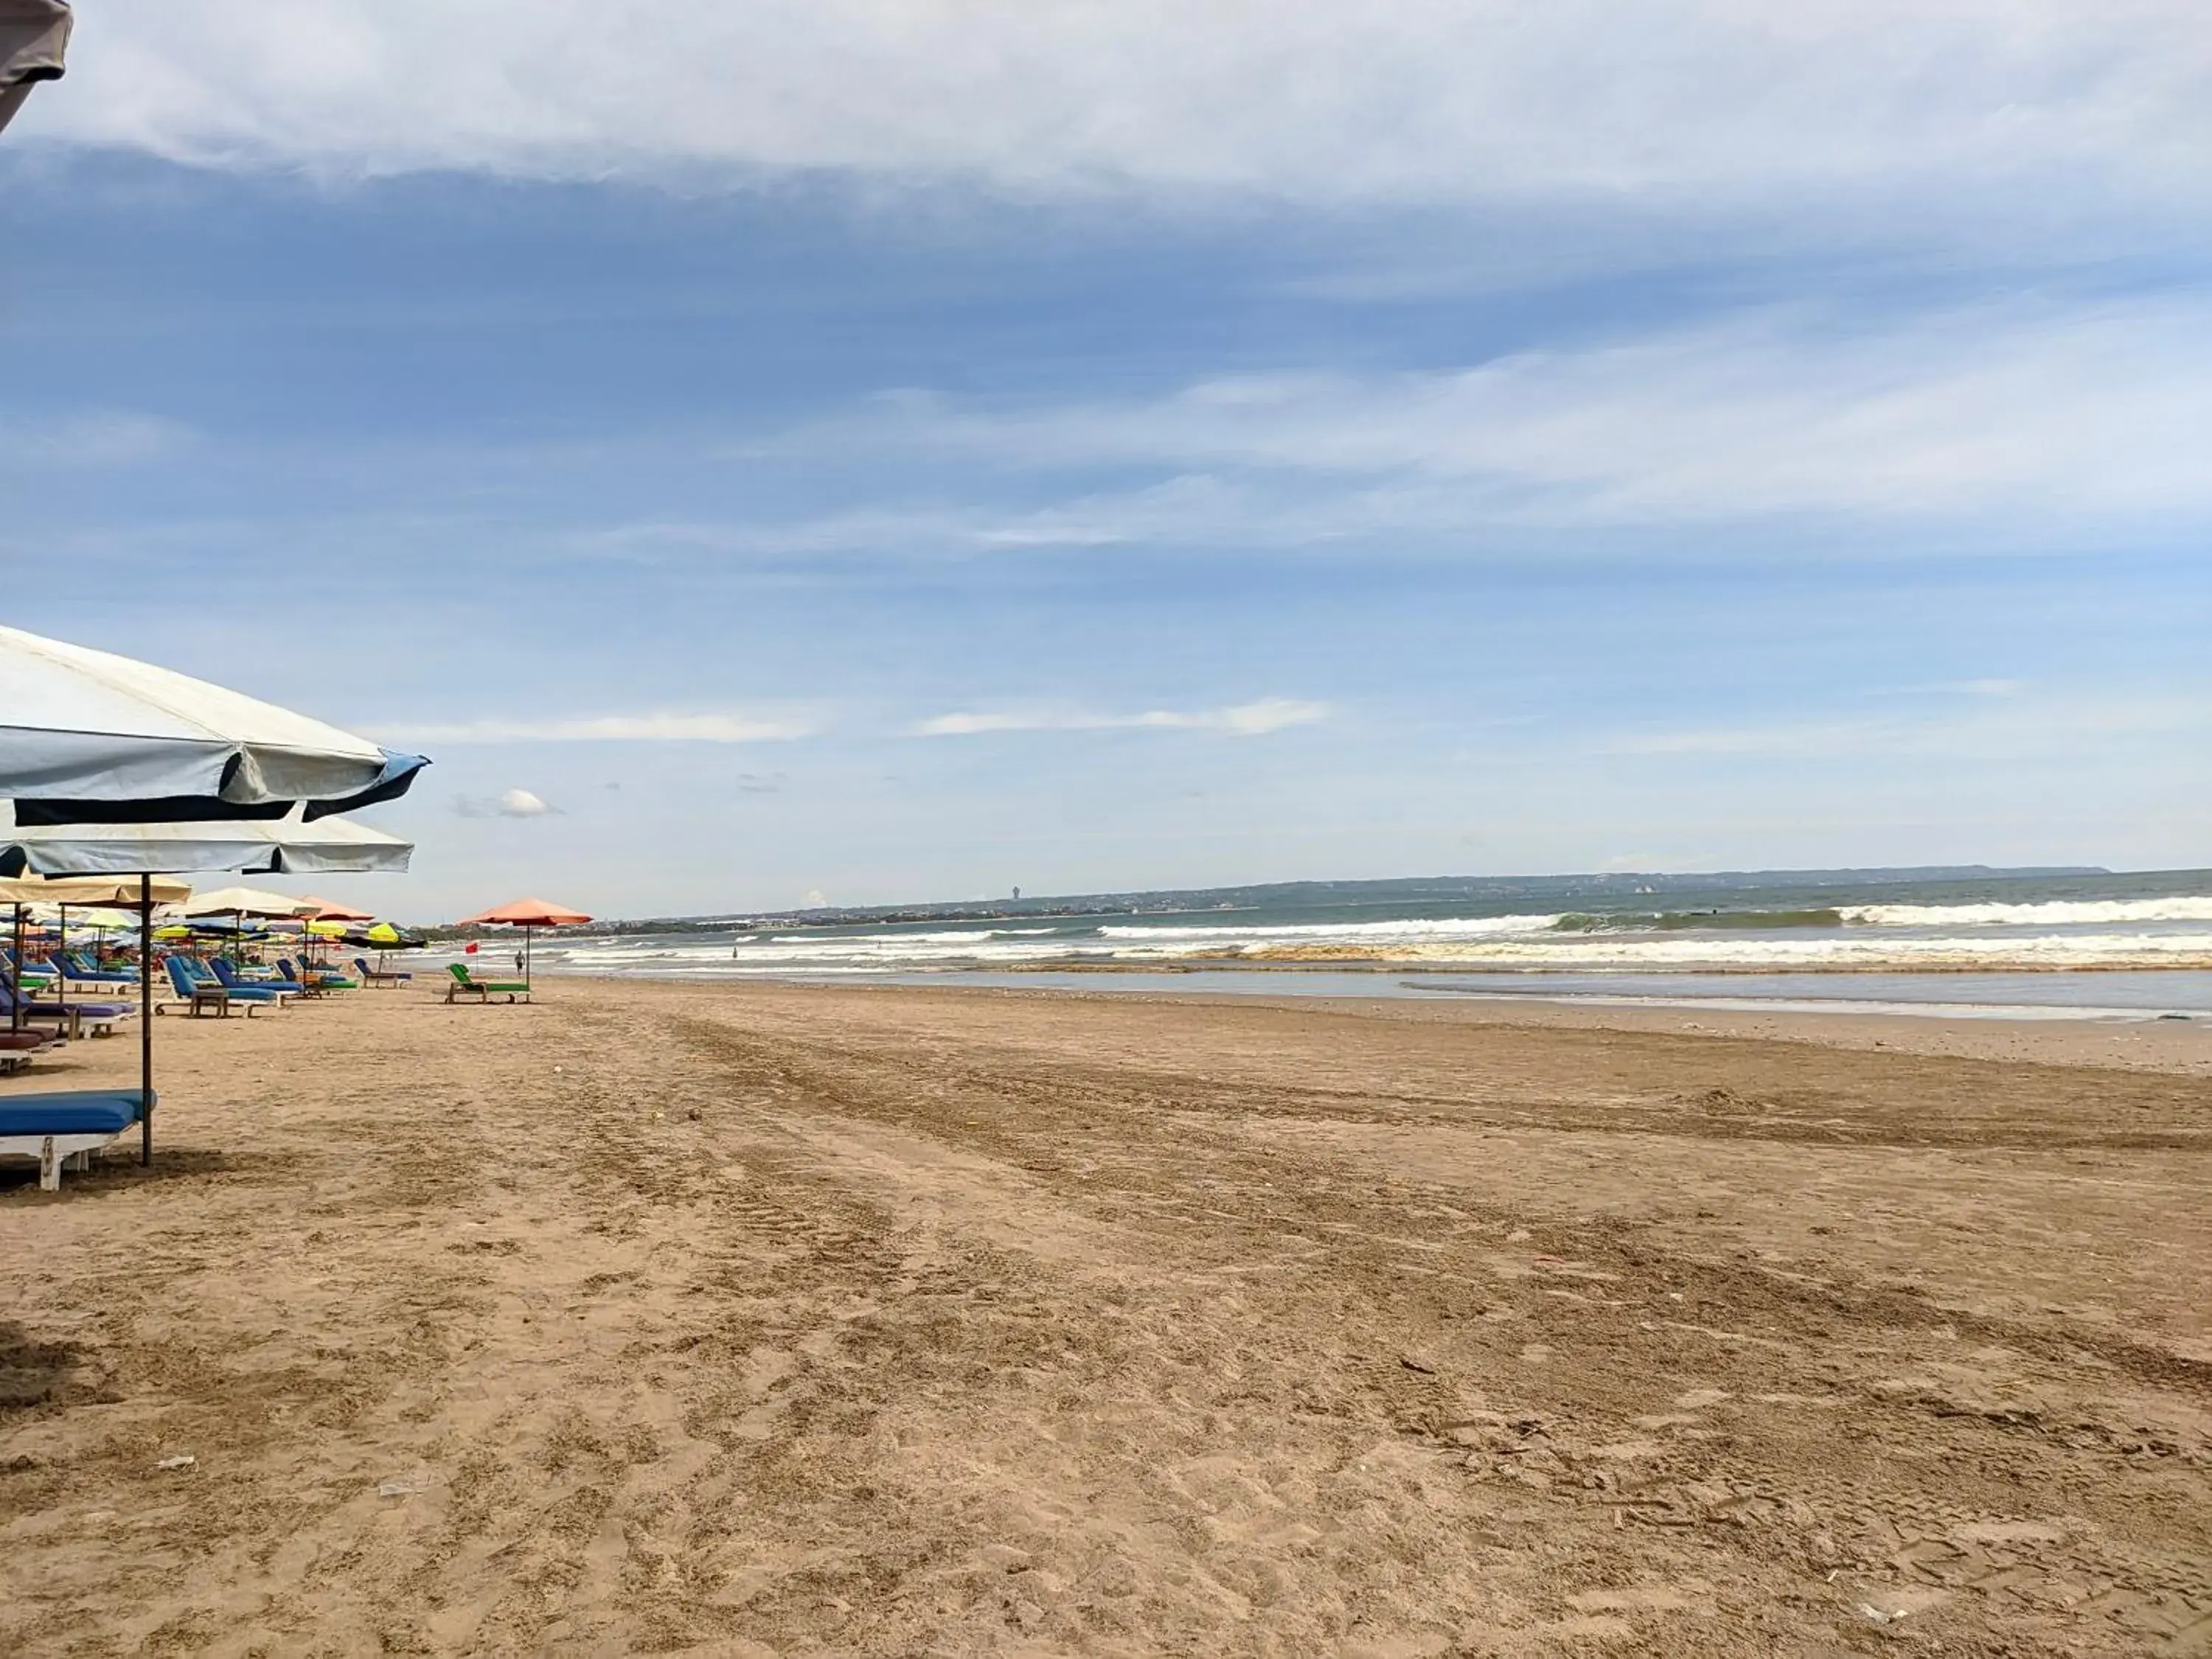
0,1130,122,1191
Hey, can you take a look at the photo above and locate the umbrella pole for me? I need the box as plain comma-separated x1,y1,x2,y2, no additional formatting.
10,902,21,1034
139,874,154,1166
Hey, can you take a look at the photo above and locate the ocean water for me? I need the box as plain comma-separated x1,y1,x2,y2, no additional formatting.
451,869,2212,1021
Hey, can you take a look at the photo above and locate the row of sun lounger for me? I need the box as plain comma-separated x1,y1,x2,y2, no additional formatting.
0,960,146,1189
0,953,400,1192
0,967,134,1040
4,954,523,1192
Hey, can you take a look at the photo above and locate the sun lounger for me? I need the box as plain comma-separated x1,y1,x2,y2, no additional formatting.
3,950,57,992
0,1029,59,1074
0,973,133,1038
0,1091,150,1188
282,959,358,992
48,953,137,997
159,956,249,1018
63,952,135,985
203,959,292,1005
354,956,412,987
0,1090,152,1190
257,958,326,998
445,962,531,1004
0,983,79,1039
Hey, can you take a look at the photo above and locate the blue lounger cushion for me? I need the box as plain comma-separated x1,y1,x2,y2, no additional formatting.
0,1090,150,1136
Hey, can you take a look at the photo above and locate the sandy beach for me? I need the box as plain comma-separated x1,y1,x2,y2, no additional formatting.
2,980,2208,1655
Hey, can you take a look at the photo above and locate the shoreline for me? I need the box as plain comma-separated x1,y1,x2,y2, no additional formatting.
670,973,2212,1075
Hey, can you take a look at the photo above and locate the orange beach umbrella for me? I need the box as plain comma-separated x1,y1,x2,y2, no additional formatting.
300,897,377,922
453,897,592,986
455,898,592,928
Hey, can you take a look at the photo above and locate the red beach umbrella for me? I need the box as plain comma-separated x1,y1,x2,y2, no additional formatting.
452,897,592,987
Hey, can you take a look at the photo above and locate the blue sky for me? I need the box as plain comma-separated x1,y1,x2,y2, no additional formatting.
3,3,2210,919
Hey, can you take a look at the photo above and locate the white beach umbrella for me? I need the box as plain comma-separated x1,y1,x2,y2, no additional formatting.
0,625,428,821
0,805,414,878
0,875,192,908
0,0,68,138
183,886,323,921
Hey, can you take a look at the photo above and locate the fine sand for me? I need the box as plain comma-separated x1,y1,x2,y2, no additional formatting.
2,979,2208,1656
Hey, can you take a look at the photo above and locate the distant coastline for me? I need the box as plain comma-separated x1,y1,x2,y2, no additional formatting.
545,864,2112,939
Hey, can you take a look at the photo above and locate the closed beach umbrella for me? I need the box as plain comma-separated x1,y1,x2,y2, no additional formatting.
0,0,68,138
453,897,592,988
0,625,428,821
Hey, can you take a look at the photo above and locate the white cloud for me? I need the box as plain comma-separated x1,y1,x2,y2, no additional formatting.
1934,679,2028,699
388,712,818,743
914,698,1329,738
560,479,1251,563
790,297,2212,532
31,3,2212,223
453,787,561,818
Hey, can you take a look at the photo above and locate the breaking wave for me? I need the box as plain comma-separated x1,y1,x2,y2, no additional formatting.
1840,899,2212,928
1097,914,1562,944
515,885,2212,984
1550,908,1846,932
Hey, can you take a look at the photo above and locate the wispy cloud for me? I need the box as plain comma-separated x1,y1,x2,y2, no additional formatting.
387,712,818,744
1924,678,2028,700
77,293,2212,574
33,2,2208,236
914,698,1329,738
785,299,2212,534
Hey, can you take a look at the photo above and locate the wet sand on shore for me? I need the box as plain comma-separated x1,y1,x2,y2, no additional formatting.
2,978,2208,1655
